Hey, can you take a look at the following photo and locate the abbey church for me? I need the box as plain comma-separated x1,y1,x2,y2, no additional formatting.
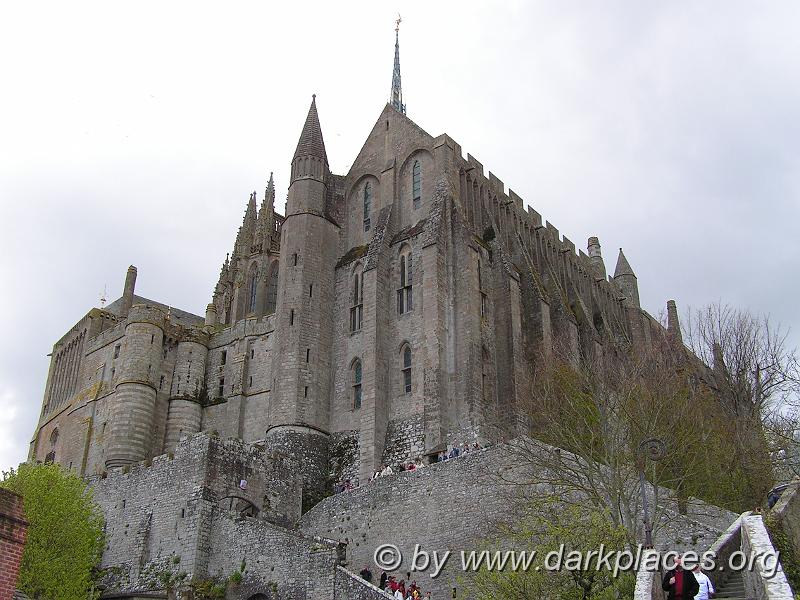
24,28,699,599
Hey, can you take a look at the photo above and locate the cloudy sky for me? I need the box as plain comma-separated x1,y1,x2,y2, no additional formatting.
1,1,798,473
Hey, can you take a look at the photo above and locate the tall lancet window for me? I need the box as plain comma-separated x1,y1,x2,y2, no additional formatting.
412,160,421,209
265,261,279,315
352,359,362,409
350,265,364,332
247,264,258,314
401,344,412,394
363,182,372,232
397,245,413,314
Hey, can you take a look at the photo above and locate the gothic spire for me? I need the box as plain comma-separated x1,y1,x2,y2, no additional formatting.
257,172,275,241
613,248,636,278
293,95,328,165
390,15,406,115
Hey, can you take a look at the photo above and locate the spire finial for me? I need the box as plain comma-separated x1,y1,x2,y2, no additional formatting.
390,15,406,115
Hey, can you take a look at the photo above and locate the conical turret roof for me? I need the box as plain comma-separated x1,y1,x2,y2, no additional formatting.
613,248,636,278
293,95,328,165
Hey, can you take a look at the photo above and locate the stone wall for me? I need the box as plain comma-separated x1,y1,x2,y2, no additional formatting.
0,489,28,600
92,433,301,592
771,480,800,561
207,516,343,600
333,567,393,600
299,441,738,599
741,514,794,599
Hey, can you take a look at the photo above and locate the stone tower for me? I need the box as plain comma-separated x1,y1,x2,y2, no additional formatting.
105,304,165,468
266,96,338,507
164,330,209,453
614,248,640,308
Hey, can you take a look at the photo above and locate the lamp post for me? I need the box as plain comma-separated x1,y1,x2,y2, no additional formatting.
637,437,666,549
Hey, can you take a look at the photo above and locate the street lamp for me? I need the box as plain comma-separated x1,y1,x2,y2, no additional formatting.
636,437,666,549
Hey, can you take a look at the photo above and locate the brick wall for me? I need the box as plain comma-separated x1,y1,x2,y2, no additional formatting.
0,488,28,600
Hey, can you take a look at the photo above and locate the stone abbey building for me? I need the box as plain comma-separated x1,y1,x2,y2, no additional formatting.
24,29,701,599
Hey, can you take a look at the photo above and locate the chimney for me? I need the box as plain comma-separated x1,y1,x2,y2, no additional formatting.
205,303,218,327
119,265,137,318
666,300,682,343
587,236,606,279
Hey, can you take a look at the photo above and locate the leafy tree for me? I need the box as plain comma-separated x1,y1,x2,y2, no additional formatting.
1,462,105,600
467,498,635,600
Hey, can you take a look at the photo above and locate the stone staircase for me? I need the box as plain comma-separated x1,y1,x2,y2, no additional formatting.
714,570,746,599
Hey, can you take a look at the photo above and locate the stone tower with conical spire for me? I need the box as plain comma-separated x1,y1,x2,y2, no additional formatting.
614,248,640,308
266,96,338,508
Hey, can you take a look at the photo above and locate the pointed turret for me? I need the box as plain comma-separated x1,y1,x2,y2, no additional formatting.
291,96,328,180
614,248,640,308
288,96,329,214
390,16,406,114
268,94,338,508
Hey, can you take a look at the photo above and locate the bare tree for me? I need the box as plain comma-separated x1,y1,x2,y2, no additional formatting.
683,303,800,498
683,303,799,420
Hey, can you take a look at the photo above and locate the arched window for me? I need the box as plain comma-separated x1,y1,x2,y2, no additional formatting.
412,160,421,209
363,182,372,232
45,428,58,464
351,359,362,409
397,246,413,315
265,262,279,315
350,265,364,332
401,345,412,394
247,264,258,314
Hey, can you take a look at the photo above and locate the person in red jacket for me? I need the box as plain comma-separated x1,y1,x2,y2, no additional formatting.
661,556,700,600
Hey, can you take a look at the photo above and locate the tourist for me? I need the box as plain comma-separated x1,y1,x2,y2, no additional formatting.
379,571,388,589
407,461,416,471
359,564,373,582
661,555,699,600
415,457,424,469
394,580,406,599
692,565,714,600
381,464,393,476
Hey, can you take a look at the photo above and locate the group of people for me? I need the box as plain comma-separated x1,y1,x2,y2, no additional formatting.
661,556,715,600
333,441,488,495
358,566,432,599
370,456,427,481
435,441,483,462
